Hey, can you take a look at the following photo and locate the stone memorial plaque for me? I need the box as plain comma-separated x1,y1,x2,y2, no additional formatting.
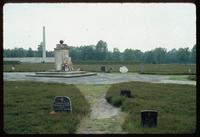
141,110,158,127
140,64,144,73
120,90,132,98
106,67,112,73
101,66,106,72
53,96,72,112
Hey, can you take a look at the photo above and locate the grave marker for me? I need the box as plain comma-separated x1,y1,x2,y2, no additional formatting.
140,64,144,73
141,110,158,127
53,96,72,112
101,66,106,72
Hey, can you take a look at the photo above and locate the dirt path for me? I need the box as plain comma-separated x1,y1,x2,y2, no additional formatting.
76,84,127,134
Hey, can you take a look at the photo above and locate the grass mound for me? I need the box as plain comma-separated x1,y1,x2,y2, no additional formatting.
105,81,196,133
4,81,90,134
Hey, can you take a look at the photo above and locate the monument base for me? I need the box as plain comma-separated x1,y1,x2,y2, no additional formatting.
26,71,97,78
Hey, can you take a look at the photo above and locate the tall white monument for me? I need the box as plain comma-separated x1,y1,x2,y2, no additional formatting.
42,26,46,62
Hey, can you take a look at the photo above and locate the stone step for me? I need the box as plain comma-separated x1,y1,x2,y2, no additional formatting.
26,72,97,78
35,71,87,75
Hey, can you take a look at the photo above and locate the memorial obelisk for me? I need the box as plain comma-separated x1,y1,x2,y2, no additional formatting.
42,26,46,62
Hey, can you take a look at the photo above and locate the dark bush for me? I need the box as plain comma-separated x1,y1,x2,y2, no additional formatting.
110,96,124,107
105,96,112,103
4,61,21,65
188,75,196,81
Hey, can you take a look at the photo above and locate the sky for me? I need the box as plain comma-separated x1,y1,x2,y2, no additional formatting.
3,3,196,52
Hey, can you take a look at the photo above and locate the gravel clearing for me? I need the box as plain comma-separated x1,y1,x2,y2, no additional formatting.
3,72,196,85
90,93,120,119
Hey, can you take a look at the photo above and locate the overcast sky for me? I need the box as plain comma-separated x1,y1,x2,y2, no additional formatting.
3,3,196,52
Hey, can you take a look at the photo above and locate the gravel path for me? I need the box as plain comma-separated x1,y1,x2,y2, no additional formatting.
3,72,196,85
90,93,120,119
76,85,126,134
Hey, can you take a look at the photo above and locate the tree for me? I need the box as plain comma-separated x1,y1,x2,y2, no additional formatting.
3,49,11,57
69,46,79,60
10,48,26,57
37,43,43,57
26,48,34,57
152,47,167,64
96,40,108,60
46,51,54,57
132,49,143,62
176,47,190,63
112,48,121,61
191,45,196,63
105,51,113,60
123,49,134,61
143,51,154,63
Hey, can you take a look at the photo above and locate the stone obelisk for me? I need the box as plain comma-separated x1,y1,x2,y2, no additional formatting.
42,26,46,62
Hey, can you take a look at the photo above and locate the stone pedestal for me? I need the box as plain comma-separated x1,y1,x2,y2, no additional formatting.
54,40,73,71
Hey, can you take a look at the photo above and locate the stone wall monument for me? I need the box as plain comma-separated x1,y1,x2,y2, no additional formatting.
54,40,73,71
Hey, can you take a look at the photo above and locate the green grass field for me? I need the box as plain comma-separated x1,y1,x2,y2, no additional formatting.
4,81,90,134
105,81,196,133
4,62,196,75
4,80,196,134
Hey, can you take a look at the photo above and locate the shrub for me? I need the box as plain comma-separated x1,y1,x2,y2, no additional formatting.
110,96,123,107
105,95,112,103
4,61,21,65
188,75,196,81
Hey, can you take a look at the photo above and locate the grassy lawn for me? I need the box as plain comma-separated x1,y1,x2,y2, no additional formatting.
3,63,54,72
168,75,196,81
3,80,196,134
105,81,196,133
4,81,90,134
168,75,190,81
4,62,196,75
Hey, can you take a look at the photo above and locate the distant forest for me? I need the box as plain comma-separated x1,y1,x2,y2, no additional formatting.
3,40,196,64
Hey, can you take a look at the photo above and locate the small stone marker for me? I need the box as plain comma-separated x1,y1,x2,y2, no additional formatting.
53,96,72,112
141,110,158,127
106,67,112,73
140,64,144,73
188,68,191,73
11,66,15,70
120,90,132,98
101,66,106,72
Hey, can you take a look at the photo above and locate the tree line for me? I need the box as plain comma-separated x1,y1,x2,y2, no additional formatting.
4,40,196,64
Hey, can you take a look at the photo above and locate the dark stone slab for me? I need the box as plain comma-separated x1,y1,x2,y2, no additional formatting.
106,67,112,73
53,96,72,112
140,64,144,73
120,90,132,98
141,110,158,127
101,66,106,72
